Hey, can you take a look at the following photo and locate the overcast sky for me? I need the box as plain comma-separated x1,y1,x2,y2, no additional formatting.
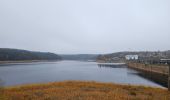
0,0,170,54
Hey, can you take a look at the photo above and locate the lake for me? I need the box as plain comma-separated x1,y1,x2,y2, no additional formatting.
0,61,163,87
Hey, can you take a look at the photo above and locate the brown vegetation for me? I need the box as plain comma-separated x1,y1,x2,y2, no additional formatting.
2,81,170,100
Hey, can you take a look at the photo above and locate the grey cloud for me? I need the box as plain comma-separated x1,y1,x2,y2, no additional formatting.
0,0,170,54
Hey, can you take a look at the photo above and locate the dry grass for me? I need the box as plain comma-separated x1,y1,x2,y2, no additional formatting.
1,81,170,100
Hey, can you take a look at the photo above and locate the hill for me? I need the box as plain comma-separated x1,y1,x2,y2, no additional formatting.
0,48,61,61
97,51,170,63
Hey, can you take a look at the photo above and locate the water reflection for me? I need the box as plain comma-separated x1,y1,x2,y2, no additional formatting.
0,79,4,86
97,63,167,87
0,61,58,67
98,64,141,76
97,64,127,68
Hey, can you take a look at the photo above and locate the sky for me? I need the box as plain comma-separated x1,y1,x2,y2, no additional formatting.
0,0,170,54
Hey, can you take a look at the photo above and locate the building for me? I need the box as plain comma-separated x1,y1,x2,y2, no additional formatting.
125,55,138,60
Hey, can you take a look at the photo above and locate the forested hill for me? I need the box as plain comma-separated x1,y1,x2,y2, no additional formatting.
0,48,62,61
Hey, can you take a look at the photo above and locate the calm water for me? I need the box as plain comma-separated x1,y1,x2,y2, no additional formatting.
0,61,162,87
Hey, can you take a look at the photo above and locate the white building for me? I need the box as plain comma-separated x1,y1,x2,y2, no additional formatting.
125,55,138,60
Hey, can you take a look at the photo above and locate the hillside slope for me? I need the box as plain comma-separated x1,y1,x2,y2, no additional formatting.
97,51,170,62
0,48,61,61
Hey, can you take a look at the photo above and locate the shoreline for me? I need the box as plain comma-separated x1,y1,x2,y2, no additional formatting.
3,80,165,89
0,60,61,65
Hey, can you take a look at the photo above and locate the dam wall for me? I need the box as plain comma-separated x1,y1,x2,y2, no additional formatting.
127,62,169,87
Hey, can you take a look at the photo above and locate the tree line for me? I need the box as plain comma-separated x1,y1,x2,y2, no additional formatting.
0,48,62,61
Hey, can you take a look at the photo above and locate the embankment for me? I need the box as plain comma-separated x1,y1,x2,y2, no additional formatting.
127,62,169,87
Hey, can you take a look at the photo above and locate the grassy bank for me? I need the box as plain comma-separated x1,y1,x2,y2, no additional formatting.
1,81,170,100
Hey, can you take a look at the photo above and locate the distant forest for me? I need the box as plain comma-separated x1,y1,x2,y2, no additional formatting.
60,54,98,61
0,48,61,61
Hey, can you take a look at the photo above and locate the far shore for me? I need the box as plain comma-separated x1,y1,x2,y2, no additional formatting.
0,60,61,65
